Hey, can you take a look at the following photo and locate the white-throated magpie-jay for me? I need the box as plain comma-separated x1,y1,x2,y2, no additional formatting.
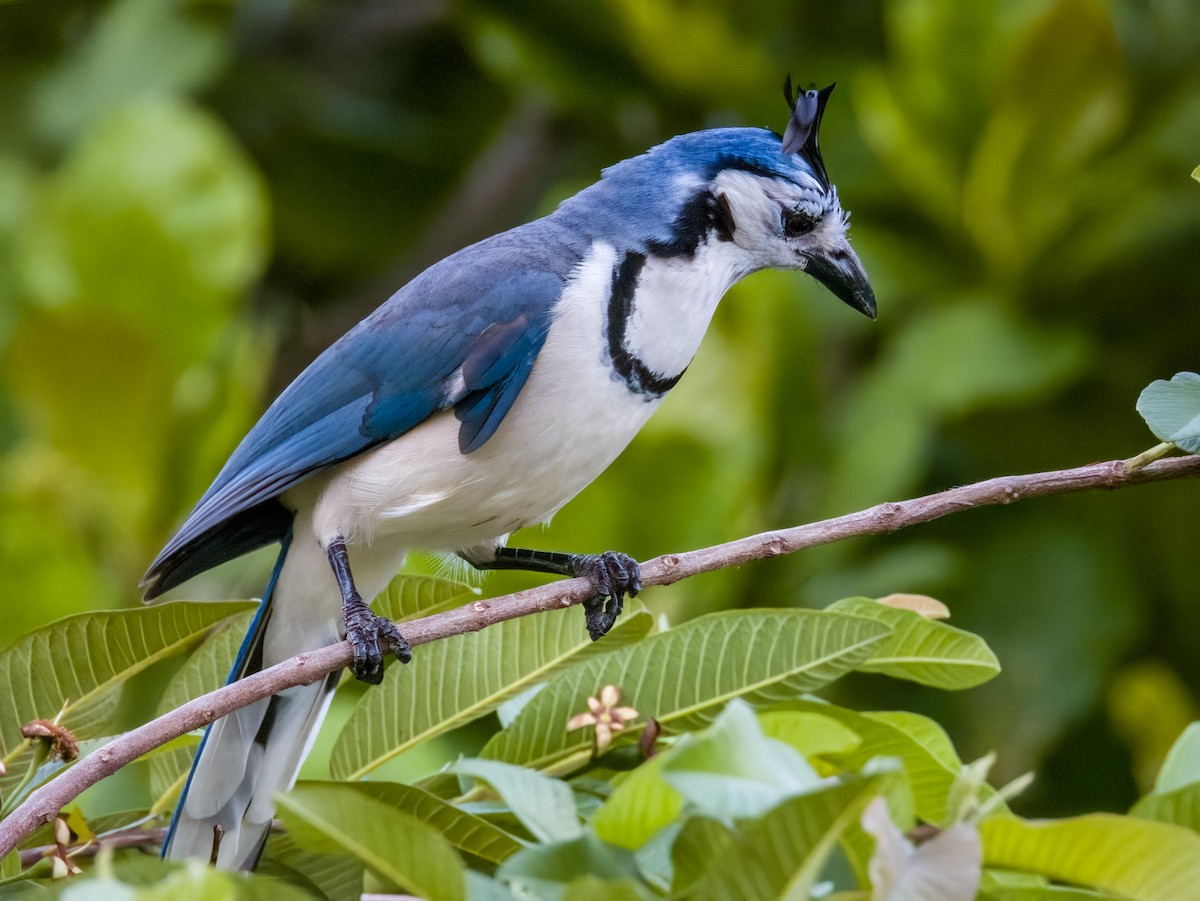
147,81,875,868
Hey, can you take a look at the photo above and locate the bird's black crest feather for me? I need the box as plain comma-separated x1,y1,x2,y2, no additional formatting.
781,77,835,191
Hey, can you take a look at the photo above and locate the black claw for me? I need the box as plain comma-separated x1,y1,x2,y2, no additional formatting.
575,551,641,640
344,595,412,685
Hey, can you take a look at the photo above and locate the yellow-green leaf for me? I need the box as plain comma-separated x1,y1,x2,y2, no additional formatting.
982,813,1200,899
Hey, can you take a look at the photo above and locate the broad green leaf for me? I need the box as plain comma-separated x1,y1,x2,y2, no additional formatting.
776,702,964,826
758,710,861,758
481,610,891,771
150,611,254,803
451,758,582,843
332,605,651,780
495,831,644,900
0,601,252,792
1153,721,1200,793
592,754,684,850
1136,372,1200,453
338,781,522,865
596,702,829,852
827,597,1000,689
262,831,363,901
659,701,823,820
693,774,887,900
372,573,480,622
276,782,465,901
1129,782,1200,832
981,867,1119,900
670,817,735,897
465,871,519,901
982,813,1200,899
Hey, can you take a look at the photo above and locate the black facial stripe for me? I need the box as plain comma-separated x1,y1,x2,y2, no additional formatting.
646,190,737,259
607,251,687,399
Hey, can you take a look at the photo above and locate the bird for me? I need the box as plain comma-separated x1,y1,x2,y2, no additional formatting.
148,79,876,869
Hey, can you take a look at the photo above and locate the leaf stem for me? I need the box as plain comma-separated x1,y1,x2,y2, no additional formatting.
1124,442,1177,473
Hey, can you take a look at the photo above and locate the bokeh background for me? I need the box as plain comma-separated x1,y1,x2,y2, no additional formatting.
1,0,1198,819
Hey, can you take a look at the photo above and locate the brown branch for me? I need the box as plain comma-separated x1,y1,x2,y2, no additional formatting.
1,452,1198,859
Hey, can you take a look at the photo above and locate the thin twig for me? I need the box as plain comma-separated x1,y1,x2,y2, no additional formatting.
18,827,169,868
1,452,1197,858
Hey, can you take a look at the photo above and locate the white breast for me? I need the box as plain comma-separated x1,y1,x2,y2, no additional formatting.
297,237,750,561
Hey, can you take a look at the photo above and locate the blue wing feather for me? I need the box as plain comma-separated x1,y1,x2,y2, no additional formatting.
143,228,574,596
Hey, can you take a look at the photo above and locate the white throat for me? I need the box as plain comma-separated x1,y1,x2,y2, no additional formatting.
614,238,753,389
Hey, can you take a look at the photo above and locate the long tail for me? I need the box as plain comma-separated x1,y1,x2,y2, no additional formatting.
162,530,343,869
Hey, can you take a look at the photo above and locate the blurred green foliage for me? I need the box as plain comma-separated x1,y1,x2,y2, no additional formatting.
0,0,1198,823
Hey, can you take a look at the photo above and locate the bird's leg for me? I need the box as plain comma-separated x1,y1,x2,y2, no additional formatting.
326,537,412,685
463,546,642,641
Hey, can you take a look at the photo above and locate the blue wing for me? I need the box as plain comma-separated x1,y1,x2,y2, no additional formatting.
143,234,571,598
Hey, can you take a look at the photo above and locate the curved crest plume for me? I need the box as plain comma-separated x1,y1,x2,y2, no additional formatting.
781,75,835,191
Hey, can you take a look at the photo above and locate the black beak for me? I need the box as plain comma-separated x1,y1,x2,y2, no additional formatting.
802,245,877,319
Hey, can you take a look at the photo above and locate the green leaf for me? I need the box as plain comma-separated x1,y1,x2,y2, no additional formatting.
276,782,465,901
778,702,964,826
372,573,481,622
1154,721,1200,793
1129,782,1200,832
451,758,582,843
827,597,1000,689
481,610,891,772
261,831,364,901
659,701,823,820
592,754,684,850
693,774,888,900
465,871,520,901
670,817,735,897
332,605,651,780
982,813,1200,899
757,710,860,758
338,781,523,865
1192,164,1199,183
981,868,1120,899
1136,372,1200,453
0,601,252,790
495,831,644,900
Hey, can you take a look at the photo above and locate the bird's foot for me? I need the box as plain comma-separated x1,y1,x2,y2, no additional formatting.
574,551,641,640
344,595,412,685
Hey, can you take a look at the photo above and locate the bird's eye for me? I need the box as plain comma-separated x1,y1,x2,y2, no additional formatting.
782,209,817,237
